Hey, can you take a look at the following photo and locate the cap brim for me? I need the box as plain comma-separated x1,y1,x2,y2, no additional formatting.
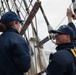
18,18,24,23
19,20,24,23
51,30,64,34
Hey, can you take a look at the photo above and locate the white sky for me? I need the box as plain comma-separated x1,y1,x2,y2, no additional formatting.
35,0,76,52
40,0,72,28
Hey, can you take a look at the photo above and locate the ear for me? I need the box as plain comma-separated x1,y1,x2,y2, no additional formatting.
66,35,71,42
11,22,15,28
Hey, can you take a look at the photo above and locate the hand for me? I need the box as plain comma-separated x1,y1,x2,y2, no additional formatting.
67,7,73,17
67,7,73,22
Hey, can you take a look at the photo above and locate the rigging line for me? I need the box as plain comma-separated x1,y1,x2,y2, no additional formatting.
23,29,34,60
23,0,41,41
39,4,53,35
14,0,27,19
24,33,34,56
23,0,30,20
17,0,27,14
22,1,42,74
16,0,27,19
32,19,38,75
31,17,38,74
3,0,10,11
24,0,34,12
10,0,19,13
5,0,11,11
34,14,40,48
22,1,38,66
26,0,34,11
24,1,42,48
10,0,15,11
30,0,33,2
28,17,39,75
55,15,66,29
17,0,23,11
18,0,27,19
28,0,33,7
22,0,32,38
10,0,16,12
55,3,72,29
40,5,53,27
26,0,33,13
40,5,50,25
3,0,8,11
35,15,43,75
29,0,33,3
17,0,26,13
19,11,25,20
13,0,20,18
1,0,5,13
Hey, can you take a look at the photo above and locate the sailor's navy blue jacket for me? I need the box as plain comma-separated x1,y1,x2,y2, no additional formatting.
68,22,76,46
46,43,76,75
0,27,31,75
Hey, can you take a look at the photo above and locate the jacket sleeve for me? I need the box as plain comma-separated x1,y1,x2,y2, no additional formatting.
10,38,31,73
68,22,76,31
46,52,69,75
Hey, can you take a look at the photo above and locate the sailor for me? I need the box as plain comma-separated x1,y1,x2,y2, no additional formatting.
46,25,76,75
0,11,31,75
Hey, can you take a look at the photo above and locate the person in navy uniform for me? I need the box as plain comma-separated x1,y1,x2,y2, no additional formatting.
0,11,31,75
46,24,76,75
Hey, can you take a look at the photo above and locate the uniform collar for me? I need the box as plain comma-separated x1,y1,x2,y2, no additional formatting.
4,27,19,34
56,43,74,51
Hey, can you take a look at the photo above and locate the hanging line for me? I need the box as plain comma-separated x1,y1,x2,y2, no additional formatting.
1,0,5,13
5,0,11,11
55,3,72,29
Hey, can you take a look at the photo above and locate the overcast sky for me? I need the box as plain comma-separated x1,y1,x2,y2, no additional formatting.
35,0,75,52
40,0,72,28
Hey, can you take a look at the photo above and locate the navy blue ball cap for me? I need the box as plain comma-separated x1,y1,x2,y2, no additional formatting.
51,25,75,39
1,11,24,23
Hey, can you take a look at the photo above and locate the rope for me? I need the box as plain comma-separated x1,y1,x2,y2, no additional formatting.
1,0,5,13
55,3,72,29
23,1,42,74
6,0,11,11
17,0,27,18
10,0,15,11
55,15,66,29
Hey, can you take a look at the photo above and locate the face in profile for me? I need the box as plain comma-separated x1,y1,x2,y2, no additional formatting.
12,21,21,32
55,33,71,45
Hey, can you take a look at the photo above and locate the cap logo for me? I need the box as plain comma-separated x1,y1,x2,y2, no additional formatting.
58,25,66,30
